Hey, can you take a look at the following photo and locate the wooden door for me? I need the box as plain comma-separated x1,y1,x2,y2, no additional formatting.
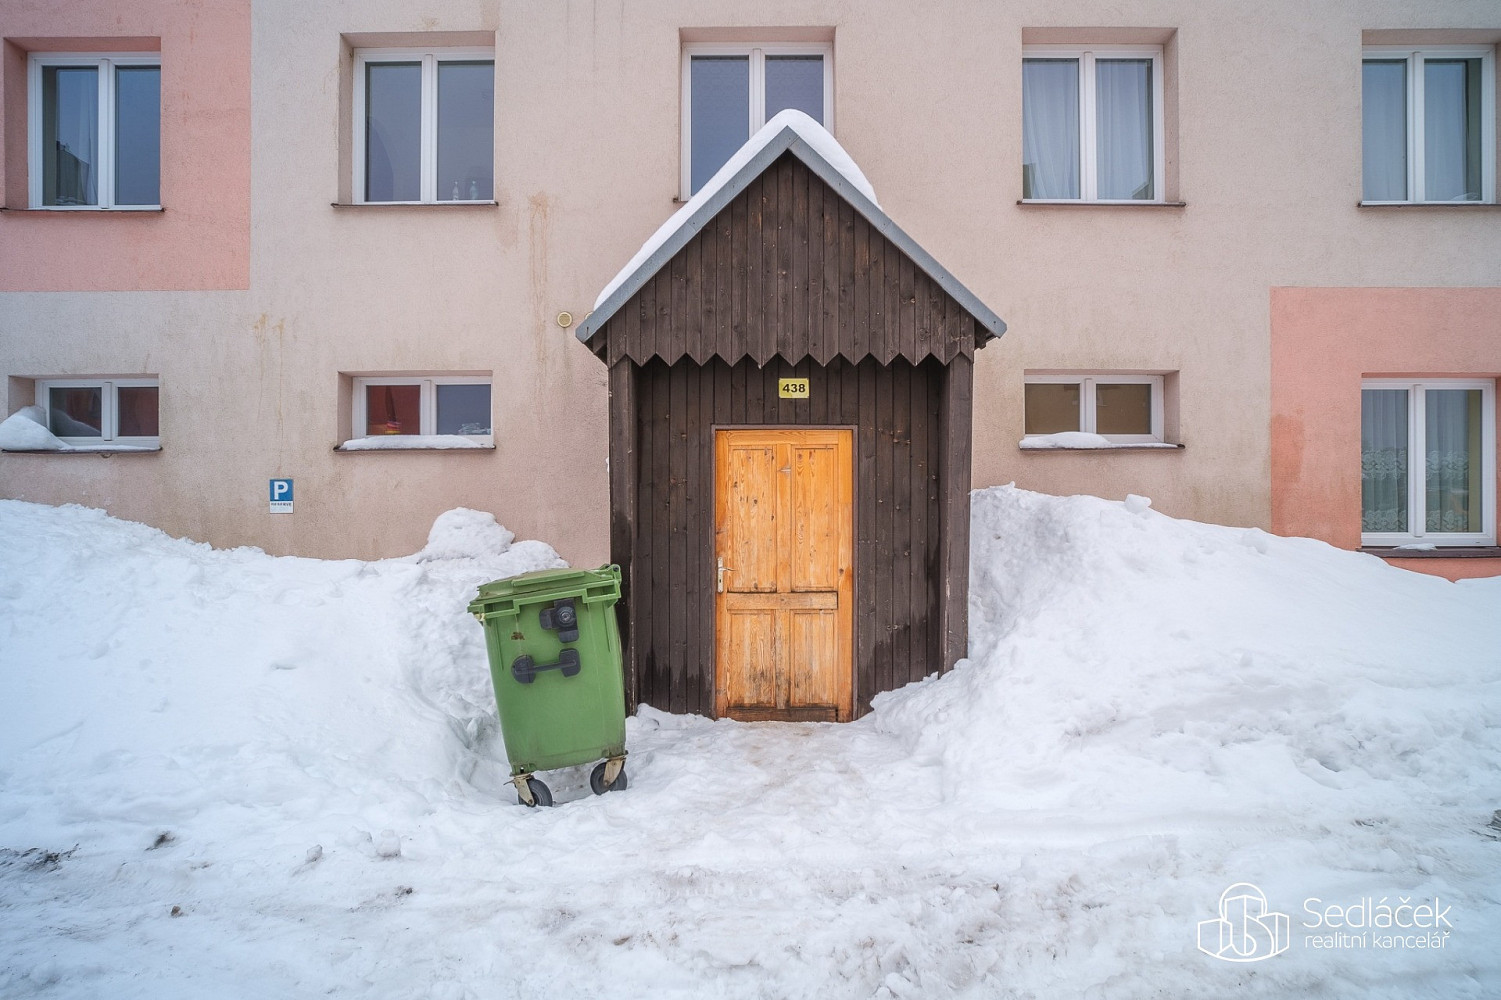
714,429,854,721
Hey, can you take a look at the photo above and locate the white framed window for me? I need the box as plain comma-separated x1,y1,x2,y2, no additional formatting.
681,42,833,197
1022,46,1165,202
1361,379,1496,546
1023,374,1164,443
353,376,492,442
36,378,160,445
1362,46,1496,204
352,48,494,204
28,53,161,209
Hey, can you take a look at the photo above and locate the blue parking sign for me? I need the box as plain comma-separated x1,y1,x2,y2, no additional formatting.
269,478,294,513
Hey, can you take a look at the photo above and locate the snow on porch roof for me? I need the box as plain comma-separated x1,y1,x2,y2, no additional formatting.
575,109,1006,347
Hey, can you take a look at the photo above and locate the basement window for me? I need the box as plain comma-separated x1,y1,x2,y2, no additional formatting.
342,375,493,450
1022,374,1171,447
27,377,160,448
1020,372,1182,450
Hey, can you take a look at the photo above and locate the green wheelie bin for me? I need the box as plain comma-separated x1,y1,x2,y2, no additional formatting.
467,565,628,807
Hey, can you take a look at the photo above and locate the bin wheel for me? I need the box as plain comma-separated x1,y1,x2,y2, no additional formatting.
590,761,628,795
520,777,553,808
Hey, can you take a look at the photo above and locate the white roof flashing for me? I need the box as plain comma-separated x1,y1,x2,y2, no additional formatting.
578,110,1005,347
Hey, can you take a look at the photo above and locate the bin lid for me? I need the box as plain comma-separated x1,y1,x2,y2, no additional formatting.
469,565,620,613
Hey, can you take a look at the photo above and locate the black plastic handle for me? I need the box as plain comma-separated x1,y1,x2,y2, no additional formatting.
511,648,582,684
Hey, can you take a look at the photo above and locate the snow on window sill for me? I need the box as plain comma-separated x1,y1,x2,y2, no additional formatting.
1019,433,1181,451
330,201,498,209
1016,199,1186,208
336,435,494,452
0,445,161,454
0,206,164,213
0,407,161,453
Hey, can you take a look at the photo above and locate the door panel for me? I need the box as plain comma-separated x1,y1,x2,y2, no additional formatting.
787,607,839,710
715,428,853,721
723,606,779,711
724,444,781,592
790,443,842,591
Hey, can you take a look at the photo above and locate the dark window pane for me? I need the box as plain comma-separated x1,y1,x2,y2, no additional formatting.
1024,383,1081,434
1022,59,1079,199
1361,389,1409,534
435,383,491,435
1423,59,1482,202
1362,60,1407,201
690,56,749,194
765,55,823,123
365,62,421,201
116,385,159,437
1096,59,1153,200
115,66,160,205
49,386,103,437
366,384,421,435
1095,384,1153,435
437,61,494,200
42,66,99,206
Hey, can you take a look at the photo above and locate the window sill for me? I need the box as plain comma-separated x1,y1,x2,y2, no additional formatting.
1019,441,1183,452
1017,200,1186,208
331,201,498,209
0,206,164,213
1,445,161,454
1357,201,1501,209
1362,545,1501,559
335,438,495,452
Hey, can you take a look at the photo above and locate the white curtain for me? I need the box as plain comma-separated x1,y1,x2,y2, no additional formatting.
1423,59,1481,202
44,66,98,206
1362,389,1408,533
1021,59,1079,199
1425,389,1480,533
1362,61,1407,201
1096,59,1153,200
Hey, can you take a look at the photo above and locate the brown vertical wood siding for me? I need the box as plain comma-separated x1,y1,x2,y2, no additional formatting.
627,355,945,717
589,153,981,369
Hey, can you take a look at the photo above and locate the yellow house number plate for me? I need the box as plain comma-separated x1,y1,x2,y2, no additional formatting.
778,378,811,399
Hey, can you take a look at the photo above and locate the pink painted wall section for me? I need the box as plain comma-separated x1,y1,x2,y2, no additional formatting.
0,0,249,291
1270,287,1501,581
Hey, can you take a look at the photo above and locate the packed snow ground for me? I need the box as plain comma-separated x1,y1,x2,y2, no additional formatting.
1,488,1498,999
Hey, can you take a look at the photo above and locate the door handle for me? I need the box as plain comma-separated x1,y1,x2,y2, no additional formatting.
717,557,732,593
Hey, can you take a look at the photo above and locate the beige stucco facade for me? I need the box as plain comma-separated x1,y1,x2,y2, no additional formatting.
2,0,1499,570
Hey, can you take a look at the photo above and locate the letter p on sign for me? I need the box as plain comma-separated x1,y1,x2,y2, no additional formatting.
269,478,294,514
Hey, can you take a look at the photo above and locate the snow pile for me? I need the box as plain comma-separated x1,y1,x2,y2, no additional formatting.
593,109,878,311
0,500,565,996
877,488,1501,819
0,406,68,451
418,507,516,560
2,490,1499,998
